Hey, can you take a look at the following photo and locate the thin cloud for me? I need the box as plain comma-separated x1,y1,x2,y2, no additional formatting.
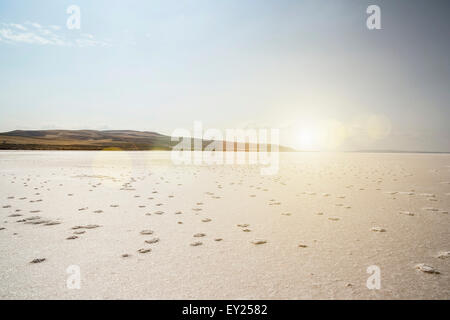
28,22,42,29
0,27,60,45
0,21,110,47
10,23,27,31
81,33,94,39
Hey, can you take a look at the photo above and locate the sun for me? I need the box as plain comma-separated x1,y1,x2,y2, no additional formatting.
295,119,348,151
297,127,321,151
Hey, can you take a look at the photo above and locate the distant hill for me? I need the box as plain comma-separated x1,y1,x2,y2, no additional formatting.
0,130,295,152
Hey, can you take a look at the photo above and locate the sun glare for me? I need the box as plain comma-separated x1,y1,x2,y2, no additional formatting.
298,128,320,151
295,119,349,151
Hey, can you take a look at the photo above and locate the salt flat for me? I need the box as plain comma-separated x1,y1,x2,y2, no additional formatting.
0,151,449,299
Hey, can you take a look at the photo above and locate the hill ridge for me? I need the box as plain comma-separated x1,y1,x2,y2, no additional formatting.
0,129,294,151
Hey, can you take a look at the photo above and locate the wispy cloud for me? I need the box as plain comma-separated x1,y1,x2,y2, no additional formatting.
10,23,27,31
0,22,109,47
29,22,42,29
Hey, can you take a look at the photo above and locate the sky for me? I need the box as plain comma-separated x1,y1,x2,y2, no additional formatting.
0,0,449,151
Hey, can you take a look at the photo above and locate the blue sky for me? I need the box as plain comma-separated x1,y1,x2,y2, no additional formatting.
0,0,449,151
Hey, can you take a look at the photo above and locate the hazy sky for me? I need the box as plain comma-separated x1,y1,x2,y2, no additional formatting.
0,0,449,151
